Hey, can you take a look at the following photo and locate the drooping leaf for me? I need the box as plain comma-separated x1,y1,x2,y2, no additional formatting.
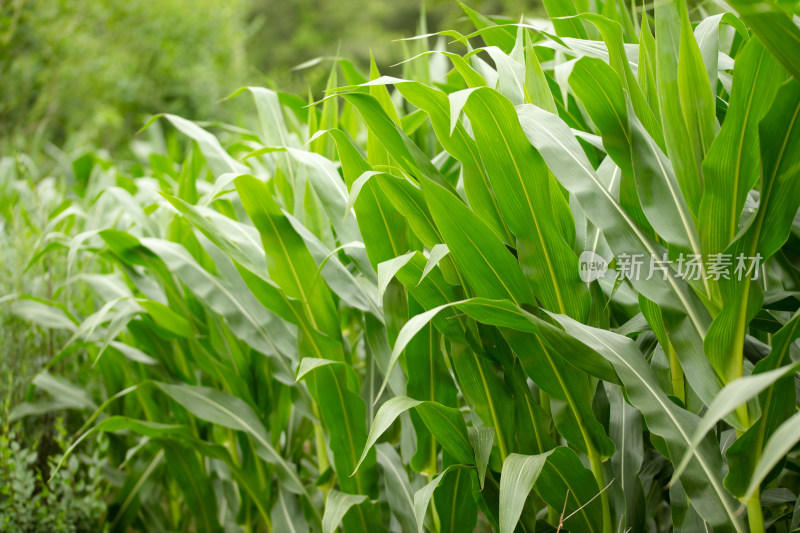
322,490,367,533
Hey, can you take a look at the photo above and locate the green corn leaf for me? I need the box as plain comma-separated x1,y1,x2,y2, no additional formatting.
468,426,494,489
298,359,380,499
138,300,193,338
382,251,468,343
638,12,659,117
517,104,721,406
450,342,516,460
535,446,606,533
421,178,535,305
546,314,745,532
32,371,97,411
699,37,785,257
283,211,380,314
419,244,449,284
143,114,248,177
693,13,749,91
460,306,616,461
671,360,800,483
541,0,589,39
406,296,458,473
451,86,588,319
676,1,717,193
372,172,442,249
742,410,800,503
322,490,367,533
339,92,452,190
607,383,645,532
383,77,512,243
227,87,302,201
455,298,619,385
655,0,704,214
50,416,181,482
355,395,474,474
153,382,308,496
523,29,557,112
458,2,516,52
161,441,223,533
242,146,373,274
629,110,704,259
705,78,800,383
296,358,344,381
434,459,478,533
272,487,309,533
235,174,340,338
344,171,379,219
311,64,339,159
375,444,417,533
498,450,554,533
413,464,474,533
726,0,800,80
506,362,558,456
11,297,77,331
480,46,525,105
106,450,164,531
141,237,297,383
365,314,408,396
377,252,415,299
580,13,662,144
376,298,616,459
568,57,655,237
326,128,408,267
373,303,464,405
162,195,271,279
725,311,800,496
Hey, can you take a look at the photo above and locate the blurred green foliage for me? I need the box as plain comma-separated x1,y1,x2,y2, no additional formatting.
1,0,536,156
0,155,90,412
0,153,121,531
0,0,250,154
249,0,535,90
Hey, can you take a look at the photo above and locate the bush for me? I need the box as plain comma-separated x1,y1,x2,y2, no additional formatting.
0,422,106,533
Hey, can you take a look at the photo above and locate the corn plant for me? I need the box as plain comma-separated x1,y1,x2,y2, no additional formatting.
13,1,800,532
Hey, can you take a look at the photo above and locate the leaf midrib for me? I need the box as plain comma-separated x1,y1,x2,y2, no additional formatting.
580,329,743,529
533,123,707,337
475,91,567,314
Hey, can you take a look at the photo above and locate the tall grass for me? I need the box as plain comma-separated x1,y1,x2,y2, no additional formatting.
8,1,800,532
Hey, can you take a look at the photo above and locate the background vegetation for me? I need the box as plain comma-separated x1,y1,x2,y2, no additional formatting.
3,0,800,532
0,0,533,156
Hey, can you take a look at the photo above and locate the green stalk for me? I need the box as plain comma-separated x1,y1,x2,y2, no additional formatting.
586,445,613,533
745,493,765,533
424,426,440,529
429,472,442,533
666,342,685,404
312,403,330,488
730,330,749,426
314,424,329,472
571,387,612,533
561,373,611,532
736,423,765,533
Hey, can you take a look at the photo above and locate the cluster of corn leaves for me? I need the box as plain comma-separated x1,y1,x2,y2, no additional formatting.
15,1,800,532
